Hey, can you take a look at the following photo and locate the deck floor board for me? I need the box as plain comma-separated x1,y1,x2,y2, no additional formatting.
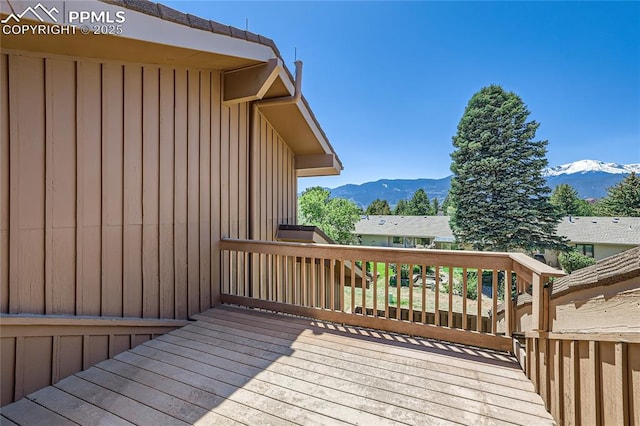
1,305,555,425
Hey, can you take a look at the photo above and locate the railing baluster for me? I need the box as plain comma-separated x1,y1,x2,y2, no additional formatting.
409,264,414,322
362,260,367,316
396,263,401,320
462,267,468,330
505,269,512,337
350,259,355,314
320,257,326,309
477,268,483,332
329,258,335,310
492,269,498,334
339,260,345,312
434,265,440,326
310,257,316,308
372,261,378,317
301,256,307,306
421,265,426,324
448,266,454,327
384,262,389,319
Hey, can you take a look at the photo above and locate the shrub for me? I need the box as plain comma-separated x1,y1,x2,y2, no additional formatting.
558,251,596,274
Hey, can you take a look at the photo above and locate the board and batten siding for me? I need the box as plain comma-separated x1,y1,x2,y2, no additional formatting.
0,50,298,404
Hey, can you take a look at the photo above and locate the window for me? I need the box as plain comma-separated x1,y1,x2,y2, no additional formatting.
392,236,402,244
575,244,594,258
418,238,431,246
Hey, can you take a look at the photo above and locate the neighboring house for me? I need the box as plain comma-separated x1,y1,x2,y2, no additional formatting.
0,0,341,405
354,215,455,249
355,216,640,262
544,216,640,266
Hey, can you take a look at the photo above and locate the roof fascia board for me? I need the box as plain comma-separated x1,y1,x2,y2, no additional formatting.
295,154,341,177
5,0,276,64
106,1,275,62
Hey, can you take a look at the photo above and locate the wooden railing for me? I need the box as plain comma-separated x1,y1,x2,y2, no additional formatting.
219,239,564,352
524,331,639,425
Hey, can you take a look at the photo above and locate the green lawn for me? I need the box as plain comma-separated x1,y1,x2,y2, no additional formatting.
343,266,501,317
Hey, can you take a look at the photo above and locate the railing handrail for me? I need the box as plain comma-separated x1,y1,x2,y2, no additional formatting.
508,252,565,278
222,238,516,270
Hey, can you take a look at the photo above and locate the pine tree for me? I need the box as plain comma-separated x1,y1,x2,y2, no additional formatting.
394,199,409,215
449,85,566,251
600,172,640,217
432,197,440,215
550,184,581,216
407,189,432,215
365,199,392,215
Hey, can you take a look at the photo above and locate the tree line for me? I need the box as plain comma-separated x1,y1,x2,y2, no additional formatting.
364,189,449,216
550,175,640,217
364,174,640,219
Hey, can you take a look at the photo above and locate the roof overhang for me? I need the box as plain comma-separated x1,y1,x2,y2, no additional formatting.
1,0,342,177
0,0,273,69
223,62,342,177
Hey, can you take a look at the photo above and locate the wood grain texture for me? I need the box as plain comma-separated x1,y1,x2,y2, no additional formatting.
142,65,160,319
123,64,143,319
2,305,554,425
0,54,9,314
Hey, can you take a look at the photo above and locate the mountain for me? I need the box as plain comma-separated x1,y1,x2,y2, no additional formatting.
544,160,640,176
328,160,638,208
329,177,452,209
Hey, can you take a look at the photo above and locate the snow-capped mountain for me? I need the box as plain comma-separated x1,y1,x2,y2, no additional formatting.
544,160,640,177
327,160,639,207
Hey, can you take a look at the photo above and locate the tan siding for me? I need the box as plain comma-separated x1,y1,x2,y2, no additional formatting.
1,50,299,405
250,111,297,239
23,337,52,396
199,71,212,312
187,70,200,316
210,71,221,305
101,62,124,317
46,59,77,315
58,336,82,380
173,68,188,319
159,67,175,319
76,61,102,316
142,66,160,319
123,64,143,318
524,337,639,425
1,337,16,406
1,54,10,313
12,55,46,314
1,53,227,320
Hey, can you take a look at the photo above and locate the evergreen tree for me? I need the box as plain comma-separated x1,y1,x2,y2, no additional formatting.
575,199,594,216
298,187,361,244
441,193,453,216
449,85,566,251
365,199,392,215
394,199,409,215
407,189,432,215
550,184,581,216
599,172,640,217
432,197,440,215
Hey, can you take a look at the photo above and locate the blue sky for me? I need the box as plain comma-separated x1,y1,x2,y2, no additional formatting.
165,1,640,191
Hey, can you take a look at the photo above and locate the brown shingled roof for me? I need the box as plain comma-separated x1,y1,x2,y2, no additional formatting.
99,0,279,54
550,246,640,298
497,246,640,314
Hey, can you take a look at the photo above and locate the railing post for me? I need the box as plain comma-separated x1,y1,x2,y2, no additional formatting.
531,272,548,332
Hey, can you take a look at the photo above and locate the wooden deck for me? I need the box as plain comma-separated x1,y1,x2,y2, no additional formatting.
1,305,555,425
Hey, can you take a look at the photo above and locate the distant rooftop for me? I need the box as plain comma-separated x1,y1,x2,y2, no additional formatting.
354,215,640,246
354,215,454,239
558,216,640,246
